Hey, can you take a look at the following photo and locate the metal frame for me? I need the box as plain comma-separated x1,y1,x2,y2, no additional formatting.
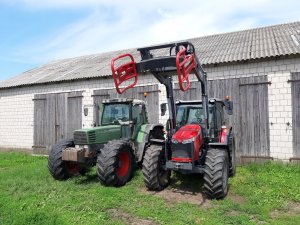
134,42,209,139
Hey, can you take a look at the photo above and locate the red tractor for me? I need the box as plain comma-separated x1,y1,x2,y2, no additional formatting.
111,42,235,199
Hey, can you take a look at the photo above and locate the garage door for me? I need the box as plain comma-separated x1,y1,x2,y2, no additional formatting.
33,91,83,154
93,85,160,125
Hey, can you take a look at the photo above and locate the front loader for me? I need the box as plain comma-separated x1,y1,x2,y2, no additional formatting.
110,41,235,199
48,98,164,186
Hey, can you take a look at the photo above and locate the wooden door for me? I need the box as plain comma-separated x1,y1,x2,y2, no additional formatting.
239,76,270,159
33,91,83,154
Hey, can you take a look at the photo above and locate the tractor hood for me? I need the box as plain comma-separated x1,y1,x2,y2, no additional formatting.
73,125,121,145
172,124,201,142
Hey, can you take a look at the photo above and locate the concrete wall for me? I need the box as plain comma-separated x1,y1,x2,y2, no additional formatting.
1,56,300,161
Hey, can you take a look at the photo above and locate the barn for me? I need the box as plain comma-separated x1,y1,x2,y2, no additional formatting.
0,21,300,163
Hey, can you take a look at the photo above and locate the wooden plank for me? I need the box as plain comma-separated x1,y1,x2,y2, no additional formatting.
45,94,56,151
68,91,83,98
239,81,271,86
67,92,83,138
93,89,112,126
292,72,300,156
33,97,46,149
33,94,47,100
55,93,67,142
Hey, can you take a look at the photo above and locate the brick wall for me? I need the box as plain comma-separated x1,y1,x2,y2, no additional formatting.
1,56,300,160
268,72,293,160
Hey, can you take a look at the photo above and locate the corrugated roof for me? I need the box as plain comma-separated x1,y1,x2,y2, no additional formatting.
1,21,300,89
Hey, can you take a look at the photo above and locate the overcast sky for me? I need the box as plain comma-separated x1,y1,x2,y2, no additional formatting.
1,0,300,81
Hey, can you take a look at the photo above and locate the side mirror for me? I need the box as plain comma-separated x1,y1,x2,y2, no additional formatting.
160,103,167,116
224,99,233,115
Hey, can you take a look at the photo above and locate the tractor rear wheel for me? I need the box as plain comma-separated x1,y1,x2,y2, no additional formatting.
48,139,82,180
142,145,170,191
96,140,134,187
203,148,229,199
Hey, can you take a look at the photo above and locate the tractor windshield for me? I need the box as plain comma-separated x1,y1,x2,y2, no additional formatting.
176,104,214,129
101,103,130,125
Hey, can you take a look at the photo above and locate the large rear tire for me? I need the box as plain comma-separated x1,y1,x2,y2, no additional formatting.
96,140,134,187
48,139,82,180
203,148,229,199
142,145,170,191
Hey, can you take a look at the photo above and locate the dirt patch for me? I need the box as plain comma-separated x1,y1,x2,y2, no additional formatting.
139,186,211,207
270,201,300,218
140,187,210,207
227,210,241,216
107,208,157,225
249,215,267,224
139,174,212,207
227,193,246,205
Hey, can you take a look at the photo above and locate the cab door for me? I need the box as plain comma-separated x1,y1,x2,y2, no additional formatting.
132,104,146,139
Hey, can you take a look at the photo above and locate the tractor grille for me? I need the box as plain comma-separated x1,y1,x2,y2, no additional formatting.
74,131,88,145
88,131,96,143
171,142,193,159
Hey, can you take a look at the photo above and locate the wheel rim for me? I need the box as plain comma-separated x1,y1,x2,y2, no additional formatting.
116,150,130,178
65,162,80,175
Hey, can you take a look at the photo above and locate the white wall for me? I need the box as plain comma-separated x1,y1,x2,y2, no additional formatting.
0,74,158,149
1,57,300,160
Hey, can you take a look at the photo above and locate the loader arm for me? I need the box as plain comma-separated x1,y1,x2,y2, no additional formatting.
110,42,209,138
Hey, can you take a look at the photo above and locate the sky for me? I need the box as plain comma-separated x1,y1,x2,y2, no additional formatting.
1,0,300,81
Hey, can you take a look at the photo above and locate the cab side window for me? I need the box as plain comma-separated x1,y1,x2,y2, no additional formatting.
215,103,224,129
132,104,144,124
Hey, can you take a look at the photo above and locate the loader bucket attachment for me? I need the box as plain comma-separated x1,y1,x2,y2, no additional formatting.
111,54,138,94
176,47,196,91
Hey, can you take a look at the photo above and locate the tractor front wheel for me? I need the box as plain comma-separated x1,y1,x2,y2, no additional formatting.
48,139,82,180
96,140,134,187
142,145,170,191
203,148,229,199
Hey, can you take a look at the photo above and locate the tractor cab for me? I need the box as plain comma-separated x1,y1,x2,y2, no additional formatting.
73,98,148,147
100,98,148,139
175,98,229,142
170,98,232,165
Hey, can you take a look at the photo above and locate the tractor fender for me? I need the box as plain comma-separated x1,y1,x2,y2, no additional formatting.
135,124,164,162
218,126,232,145
209,128,233,154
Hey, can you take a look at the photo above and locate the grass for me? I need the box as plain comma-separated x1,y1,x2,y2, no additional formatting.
0,152,300,225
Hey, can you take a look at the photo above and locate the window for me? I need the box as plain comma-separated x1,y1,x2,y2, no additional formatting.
132,104,144,124
101,104,130,125
176,104,213,129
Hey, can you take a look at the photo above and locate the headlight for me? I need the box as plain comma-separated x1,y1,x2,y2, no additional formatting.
182,137,195,144
171,139,178,144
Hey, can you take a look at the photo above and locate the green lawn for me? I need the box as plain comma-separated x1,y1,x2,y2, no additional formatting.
0,152,300,225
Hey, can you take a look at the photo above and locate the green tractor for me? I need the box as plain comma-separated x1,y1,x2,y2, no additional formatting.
48,98,164,186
